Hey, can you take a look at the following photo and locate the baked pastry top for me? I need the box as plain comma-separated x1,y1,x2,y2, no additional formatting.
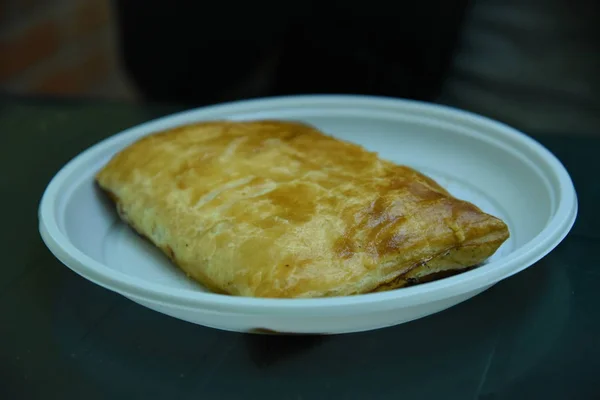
96,120,509,298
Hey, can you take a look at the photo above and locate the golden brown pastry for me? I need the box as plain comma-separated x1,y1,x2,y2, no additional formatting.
96,120,509,298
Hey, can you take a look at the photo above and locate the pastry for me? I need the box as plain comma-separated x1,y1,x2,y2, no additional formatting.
96,120,509,298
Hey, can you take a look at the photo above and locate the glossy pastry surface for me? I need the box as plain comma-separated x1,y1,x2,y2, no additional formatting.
96,120,510,298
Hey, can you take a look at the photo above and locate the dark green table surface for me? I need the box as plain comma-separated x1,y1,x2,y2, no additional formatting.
1,96,599,400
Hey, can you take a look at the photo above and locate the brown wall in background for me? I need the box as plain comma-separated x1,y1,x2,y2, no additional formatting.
0,0,137,100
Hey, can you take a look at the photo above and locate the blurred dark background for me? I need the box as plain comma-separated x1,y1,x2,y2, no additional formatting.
0,0,135,100
114,0,469,105
1,0,599,135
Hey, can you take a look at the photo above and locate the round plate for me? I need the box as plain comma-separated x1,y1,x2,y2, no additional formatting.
38,95,577,334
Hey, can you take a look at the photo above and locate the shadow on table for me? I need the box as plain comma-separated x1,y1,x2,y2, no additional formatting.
50,253,570,398
241,256,571,397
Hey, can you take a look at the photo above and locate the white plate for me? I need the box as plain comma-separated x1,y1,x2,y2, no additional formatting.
38,95,577,334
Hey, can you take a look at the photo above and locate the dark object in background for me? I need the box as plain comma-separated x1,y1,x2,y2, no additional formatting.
113,0,470,106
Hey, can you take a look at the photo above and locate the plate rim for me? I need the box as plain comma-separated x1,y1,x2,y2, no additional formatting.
38,94,578,314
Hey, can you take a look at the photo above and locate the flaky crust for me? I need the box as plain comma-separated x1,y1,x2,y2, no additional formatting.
96,120,509,298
